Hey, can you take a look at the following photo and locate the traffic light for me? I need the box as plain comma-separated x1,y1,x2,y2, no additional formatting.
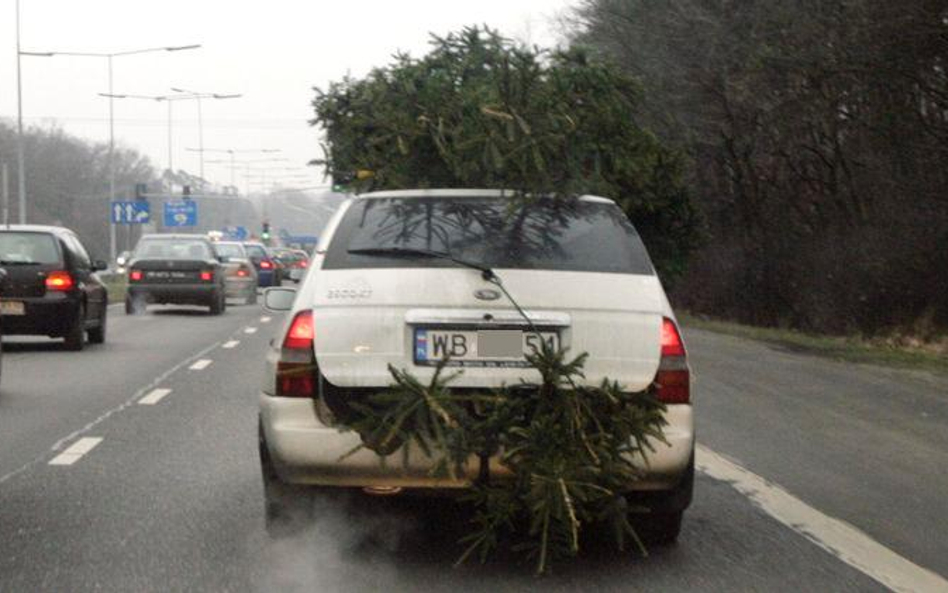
135,183,148,200
182,185,191,198
261,221,271,242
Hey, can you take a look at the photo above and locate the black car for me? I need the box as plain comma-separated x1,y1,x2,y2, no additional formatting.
126,234,227,315
0,225,109,351
0,268,5,383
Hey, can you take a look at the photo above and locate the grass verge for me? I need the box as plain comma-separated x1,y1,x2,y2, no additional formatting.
679,312,948,375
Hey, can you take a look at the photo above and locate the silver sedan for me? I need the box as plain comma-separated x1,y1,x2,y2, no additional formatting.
212,241,259,304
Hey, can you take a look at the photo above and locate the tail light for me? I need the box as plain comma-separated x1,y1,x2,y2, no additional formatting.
200,271,214,282
260,260,273,270
298,260,308,268
129,270,143,282
236,267,249,278
276,310,316,397
45,271,75,291
655,317,690,404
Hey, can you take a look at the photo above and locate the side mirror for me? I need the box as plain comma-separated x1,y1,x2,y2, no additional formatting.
92,260,109,272
263,287,296,312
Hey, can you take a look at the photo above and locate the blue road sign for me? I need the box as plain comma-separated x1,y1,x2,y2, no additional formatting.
223,226,248,240
163,201,198,227
111,201,150,225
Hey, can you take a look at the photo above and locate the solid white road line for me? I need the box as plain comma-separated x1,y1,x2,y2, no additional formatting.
697,445,948,593
48,437,103,466
244,327,258,334
260,316,272,323
222,340,240,349
189,359,213,371
138,388,172,405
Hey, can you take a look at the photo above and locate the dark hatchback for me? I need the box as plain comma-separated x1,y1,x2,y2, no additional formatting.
126,234,227,315
0,225,108,351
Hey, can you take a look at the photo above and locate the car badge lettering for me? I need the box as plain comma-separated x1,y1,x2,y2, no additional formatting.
474,288,501,301
327,277,372,300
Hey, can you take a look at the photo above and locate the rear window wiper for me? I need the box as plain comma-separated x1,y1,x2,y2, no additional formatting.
0,259,40,265
347,247,495,279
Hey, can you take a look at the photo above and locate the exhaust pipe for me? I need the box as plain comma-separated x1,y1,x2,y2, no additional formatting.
362,486,403,496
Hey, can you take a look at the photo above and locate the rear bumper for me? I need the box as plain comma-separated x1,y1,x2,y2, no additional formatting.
0,293,78,336
128,284,217,305
259,393,694,492
224,277,256,298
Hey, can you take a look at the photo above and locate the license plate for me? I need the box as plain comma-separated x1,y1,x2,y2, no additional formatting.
0,300,25,316
147,271,191,279
414,328,559,367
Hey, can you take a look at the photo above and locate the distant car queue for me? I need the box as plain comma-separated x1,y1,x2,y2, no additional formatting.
0,225,311,356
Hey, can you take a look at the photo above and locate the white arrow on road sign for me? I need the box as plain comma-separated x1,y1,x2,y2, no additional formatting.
113,204,123,222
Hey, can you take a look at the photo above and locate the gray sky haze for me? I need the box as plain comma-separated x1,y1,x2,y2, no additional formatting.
2,0,573,192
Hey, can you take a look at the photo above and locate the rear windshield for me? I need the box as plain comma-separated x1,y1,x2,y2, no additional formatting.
244,245,268,259
134,238,213,260
323,197,655,274
0,232,62,265
214,243,245,259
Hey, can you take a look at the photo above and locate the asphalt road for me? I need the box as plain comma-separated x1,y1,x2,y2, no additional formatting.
0,301,946,592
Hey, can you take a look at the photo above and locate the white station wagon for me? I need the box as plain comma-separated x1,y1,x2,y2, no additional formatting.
259,189,694,541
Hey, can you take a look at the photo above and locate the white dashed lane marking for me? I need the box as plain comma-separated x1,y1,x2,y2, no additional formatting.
138,388,172,405
244,327,258,334
260,316,272,323
222,340,240,349
48,437,103,466
697,445,948,593
189,359,213,371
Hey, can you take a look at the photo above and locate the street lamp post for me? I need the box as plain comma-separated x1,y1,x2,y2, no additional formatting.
97,94,179,182
100,91,239,192
19,43,200,262
15,0,26,224
189,148,280,193
206,157,289,197
167,87,244,184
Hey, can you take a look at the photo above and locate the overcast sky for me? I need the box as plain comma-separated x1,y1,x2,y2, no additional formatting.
1,0,575,194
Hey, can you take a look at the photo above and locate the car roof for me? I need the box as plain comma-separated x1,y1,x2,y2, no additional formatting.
355,189,615,204
140,233,210,241
0,224,75,235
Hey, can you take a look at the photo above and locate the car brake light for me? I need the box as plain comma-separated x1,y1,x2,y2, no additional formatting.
299,261,308,268
45,271,74,291
236,268,248,277
260,260,273,269
129,270,143,282
655,317,690,404
277,310,316,397
200,271,213,281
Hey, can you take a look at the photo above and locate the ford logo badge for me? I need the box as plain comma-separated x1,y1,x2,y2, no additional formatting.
474,288,501,301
